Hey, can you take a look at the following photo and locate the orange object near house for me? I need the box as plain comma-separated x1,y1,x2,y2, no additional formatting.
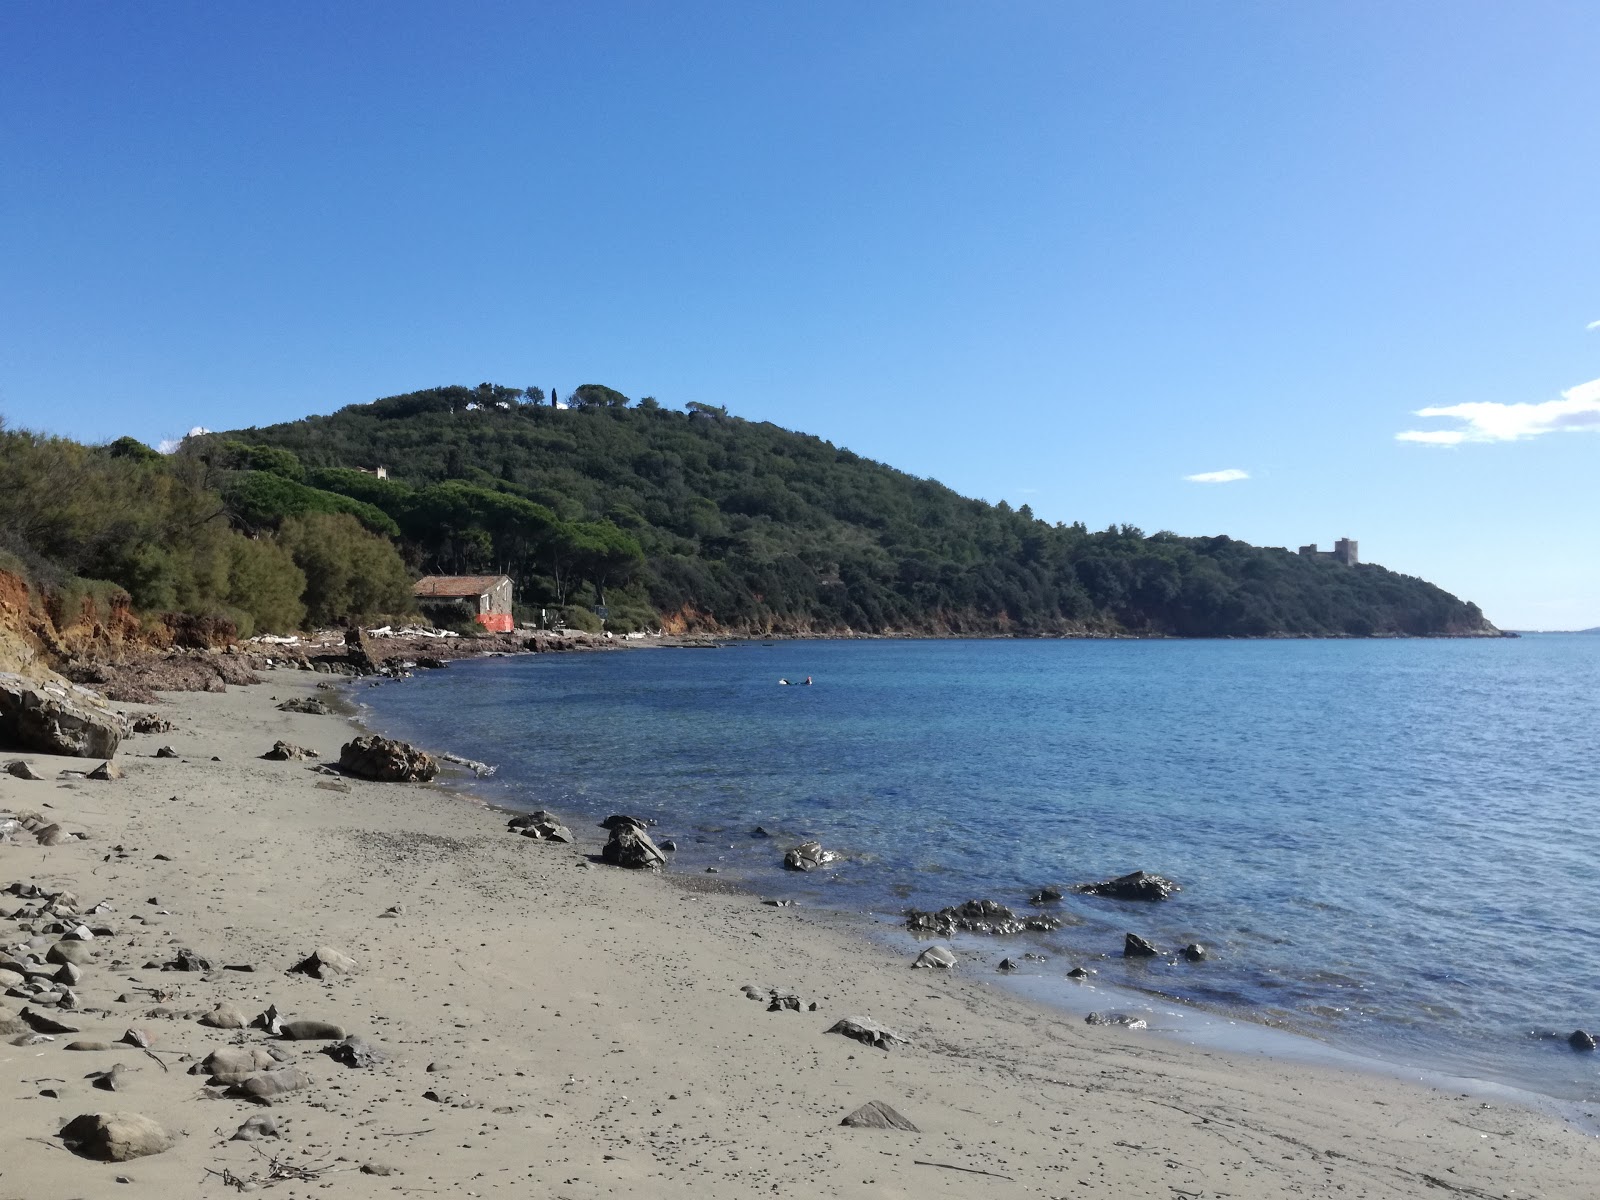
476,612,514,633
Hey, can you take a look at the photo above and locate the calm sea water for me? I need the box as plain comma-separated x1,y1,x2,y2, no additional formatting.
358,635,1600,1104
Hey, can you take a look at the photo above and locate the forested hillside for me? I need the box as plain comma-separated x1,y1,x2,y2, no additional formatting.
203,383,1493,638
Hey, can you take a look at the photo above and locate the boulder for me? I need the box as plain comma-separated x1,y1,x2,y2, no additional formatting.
1123,933,1160,958
1181,943,1207,962
196,1046,284,1085
46,941,93,966
827,1016,907,1051
278,697,332,715
1570,1030,1596,1051
232,1066,313,1104
601,823,667,870
840,1100,919,1131
325,1035,383,1068
0,1006,24,1037
87,760,123,781
59,1112,173,1160
231,1114,282,1141
338,735,436,782
291,946,355,979
912,946,957,970
1029,885,1064,904
262,740,316,761
509,810,573,843
170,948,213,972
278,1019,347,1040
1075,870,1181,902
198,1002,248,1029
783,840,837,872
599,814,649,832
5,760,44,780
0,673,124,759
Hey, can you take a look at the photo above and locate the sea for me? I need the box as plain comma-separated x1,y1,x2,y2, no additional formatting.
356,634,1600,1115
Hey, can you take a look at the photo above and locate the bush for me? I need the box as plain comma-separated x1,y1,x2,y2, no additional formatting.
278,512,415,628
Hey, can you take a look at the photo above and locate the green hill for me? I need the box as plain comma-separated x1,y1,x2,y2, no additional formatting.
207,383,1493,638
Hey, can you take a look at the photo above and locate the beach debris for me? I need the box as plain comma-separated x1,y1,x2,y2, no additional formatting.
1570,1030,1596,1051
1181,943,1208,962
438,750,495,777
338,735,437,782
153,745,180,758
1075,870,1181,902
840,1100,919,1131
1123,933,1160,958
905,899,1062,937
198,1002,248,1029
129,716,174,735
325,1034,384,1067
5,760,44,780
783,840,838,872
998,958,1018,971
277,1019,347,1041
277,697,332,715
508,810,574,843
232,1065,313,1104
827,1016,908,1050
1085,1011,1148,1029
1029,885,1064,904
262,741,317,761
290,945,356,979
762,898,792,907
361,1161,397,1176
0,672,125,758
88,760,123,781
59,1111,173,1161
602,822,667,870
913,946,957,970
231,1114,282,1141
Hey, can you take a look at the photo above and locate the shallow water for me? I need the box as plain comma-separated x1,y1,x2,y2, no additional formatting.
359,635,1600,1104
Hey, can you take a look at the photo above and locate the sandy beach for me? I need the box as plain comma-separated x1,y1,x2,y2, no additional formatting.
2,669,1595,1199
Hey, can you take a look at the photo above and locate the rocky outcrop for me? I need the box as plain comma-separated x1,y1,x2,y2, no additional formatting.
0,672,124,758
1074,870,1181,902
508,810,574,842
338,736,437,782
601,821,667,869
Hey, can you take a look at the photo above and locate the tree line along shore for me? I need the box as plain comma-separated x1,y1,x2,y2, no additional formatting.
1,384,1492,666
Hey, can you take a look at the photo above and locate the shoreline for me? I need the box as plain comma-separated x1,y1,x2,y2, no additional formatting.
2,671,1594,1197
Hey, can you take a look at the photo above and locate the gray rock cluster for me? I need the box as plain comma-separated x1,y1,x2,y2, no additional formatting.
600,815,667,869
904,899,1062,936
507,810,574,842
1075,870,1182,902
782,840,837,871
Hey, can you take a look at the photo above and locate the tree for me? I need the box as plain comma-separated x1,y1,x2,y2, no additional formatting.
277,512,414,628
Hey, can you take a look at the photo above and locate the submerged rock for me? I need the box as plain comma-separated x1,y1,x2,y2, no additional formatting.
1123,933,1160,958
1571,1030,1596,1051
1075,870,1181,902
905,899,1062,936
783,840,837,872
1029,885,1064,904
1181,943,1207,962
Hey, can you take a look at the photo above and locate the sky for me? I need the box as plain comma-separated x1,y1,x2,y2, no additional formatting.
2,2,1597,629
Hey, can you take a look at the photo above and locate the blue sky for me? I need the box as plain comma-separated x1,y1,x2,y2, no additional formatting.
3,2,1597,628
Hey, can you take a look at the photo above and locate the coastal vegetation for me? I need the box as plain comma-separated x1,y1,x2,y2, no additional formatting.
0,388,1492,639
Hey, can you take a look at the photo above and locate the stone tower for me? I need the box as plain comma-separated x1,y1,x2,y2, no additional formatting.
1333,538,1358,566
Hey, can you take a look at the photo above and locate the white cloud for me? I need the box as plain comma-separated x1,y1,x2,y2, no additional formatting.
1587,319,1600,331
1396,377,1600,446
157,425,211,453
1183,468,1249,483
